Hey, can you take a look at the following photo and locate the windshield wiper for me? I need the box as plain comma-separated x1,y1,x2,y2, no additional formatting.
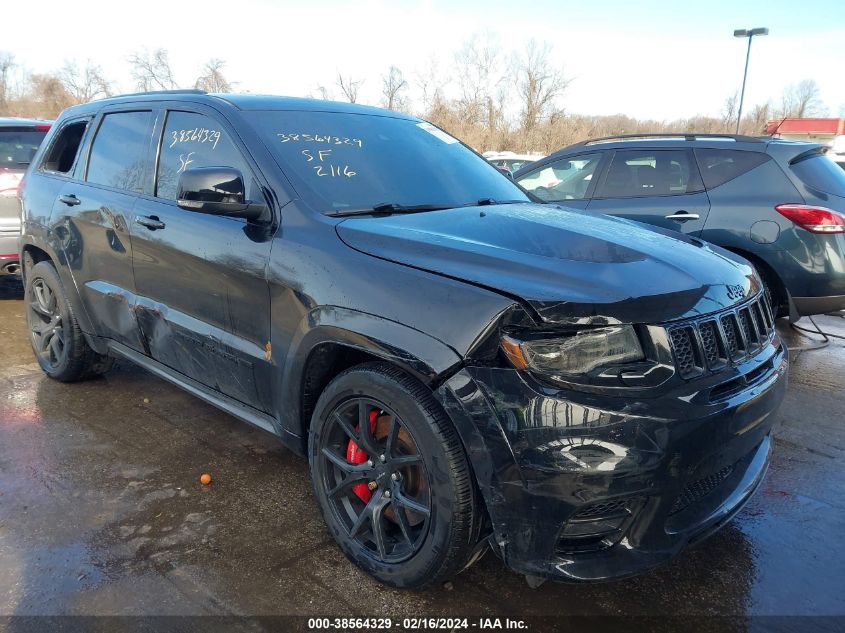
323,199,528,218
467,198,526,207
323,203,455,218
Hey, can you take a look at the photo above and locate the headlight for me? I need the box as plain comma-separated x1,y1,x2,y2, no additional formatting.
500,325,644,376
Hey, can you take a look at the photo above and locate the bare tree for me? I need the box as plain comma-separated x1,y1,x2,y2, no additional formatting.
29,73,74,117
128,49,178,91
59,60,112,103
195,59,233,93
516,40,569,135
416,56,447,112
778,79,826,118
0,52,14,111
381,66,408,111
721,93,738,132
744,101,771,135
336,72,363,103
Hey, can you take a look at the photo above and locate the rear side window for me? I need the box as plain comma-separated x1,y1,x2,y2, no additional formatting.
155,111,251,200
87,111,153,193
517,153,603,201
790,153,845,197
596,149,702,198
41,120,88,174
694,149,769,189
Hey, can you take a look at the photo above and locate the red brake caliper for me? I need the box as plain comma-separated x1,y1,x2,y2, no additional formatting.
346,408,378,502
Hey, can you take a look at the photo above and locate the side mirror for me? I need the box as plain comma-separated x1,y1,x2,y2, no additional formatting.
176,167,265,220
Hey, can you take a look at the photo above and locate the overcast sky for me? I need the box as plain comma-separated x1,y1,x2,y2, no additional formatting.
5,0,845,121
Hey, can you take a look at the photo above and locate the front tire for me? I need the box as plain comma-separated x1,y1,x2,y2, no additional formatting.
25,260,113,382
308,362,482,588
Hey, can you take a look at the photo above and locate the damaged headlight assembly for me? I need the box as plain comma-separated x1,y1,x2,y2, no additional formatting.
500,325,657,386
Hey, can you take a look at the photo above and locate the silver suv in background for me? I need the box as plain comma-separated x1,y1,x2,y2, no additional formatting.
1,118,51,275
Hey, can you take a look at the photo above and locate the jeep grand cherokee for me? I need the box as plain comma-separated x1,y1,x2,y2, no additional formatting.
19,92,787,587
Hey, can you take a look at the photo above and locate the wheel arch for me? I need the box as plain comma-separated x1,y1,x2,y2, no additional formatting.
277,306,464,455
20,237,102,350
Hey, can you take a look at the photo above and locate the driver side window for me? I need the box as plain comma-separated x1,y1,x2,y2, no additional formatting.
516,152,602,201
156,111,252,201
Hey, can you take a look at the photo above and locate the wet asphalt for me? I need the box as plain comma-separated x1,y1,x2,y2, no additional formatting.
1,274,844,625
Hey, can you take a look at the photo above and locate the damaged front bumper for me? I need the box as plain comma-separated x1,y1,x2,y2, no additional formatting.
435,341,788,582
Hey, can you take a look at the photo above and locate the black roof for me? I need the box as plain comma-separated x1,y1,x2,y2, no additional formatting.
57,90,417,121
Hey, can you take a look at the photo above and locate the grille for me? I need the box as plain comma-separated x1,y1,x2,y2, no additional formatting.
721,315,740,355
669,464,734,515
668,294,774,377
699,321,720,366
669,328,697,377
572,499,630,520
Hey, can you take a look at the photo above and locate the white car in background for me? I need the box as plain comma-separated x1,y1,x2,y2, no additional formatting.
485,151,545,174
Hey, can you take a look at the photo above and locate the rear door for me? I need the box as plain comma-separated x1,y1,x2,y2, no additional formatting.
52,109,154,349
515,151,606,210
587,148,711,234
129,107,275,413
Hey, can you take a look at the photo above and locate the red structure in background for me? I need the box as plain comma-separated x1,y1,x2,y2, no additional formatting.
766,118,845,136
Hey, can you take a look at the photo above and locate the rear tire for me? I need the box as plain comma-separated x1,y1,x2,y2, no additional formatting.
308,362,482,588
24,260,113,382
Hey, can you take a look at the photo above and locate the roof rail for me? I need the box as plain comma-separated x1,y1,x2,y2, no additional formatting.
573,133,764,146
107,89,208,99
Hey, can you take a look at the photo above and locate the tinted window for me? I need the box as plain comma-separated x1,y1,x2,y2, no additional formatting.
248,112,528,213
695,149,769,189
517,153,602,201
790,153,845,197
156,111,252,200
0,128,48,168
87,112,152,192
596,149,702,198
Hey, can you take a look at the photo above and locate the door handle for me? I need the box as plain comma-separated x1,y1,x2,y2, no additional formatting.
666,210,700,222
58,194,81,206
134,215,166,230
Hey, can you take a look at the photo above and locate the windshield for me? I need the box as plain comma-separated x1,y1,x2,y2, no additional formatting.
0,128,48,168
249,111,529,213
791,153,845,197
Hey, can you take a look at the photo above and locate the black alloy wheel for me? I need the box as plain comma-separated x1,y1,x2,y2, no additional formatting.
309,363,483,588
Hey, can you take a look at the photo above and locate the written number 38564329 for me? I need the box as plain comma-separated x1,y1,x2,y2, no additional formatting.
302,149,357,178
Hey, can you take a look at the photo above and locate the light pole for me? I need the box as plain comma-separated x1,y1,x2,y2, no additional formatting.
733,27,769,134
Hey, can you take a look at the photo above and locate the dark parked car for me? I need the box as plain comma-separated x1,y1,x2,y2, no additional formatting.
1,118,51,275
19,92,787,587
513,133,845,318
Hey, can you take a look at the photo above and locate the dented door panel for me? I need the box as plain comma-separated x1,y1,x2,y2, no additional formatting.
130,197,274,413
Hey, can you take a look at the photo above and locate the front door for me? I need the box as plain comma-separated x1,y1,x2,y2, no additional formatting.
129,109,275,413
587,148,711,236
515,151,605,211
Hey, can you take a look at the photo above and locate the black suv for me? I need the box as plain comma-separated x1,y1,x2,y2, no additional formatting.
19,92,787,587
513,134,845,318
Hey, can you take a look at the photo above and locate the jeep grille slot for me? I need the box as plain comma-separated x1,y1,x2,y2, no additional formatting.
668,294,775,378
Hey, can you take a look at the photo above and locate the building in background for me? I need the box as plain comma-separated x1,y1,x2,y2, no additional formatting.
767,118,845,169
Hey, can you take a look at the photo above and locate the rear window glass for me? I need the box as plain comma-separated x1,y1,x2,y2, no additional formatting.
0,128,48,168
695,149,769,189
790,153,845,197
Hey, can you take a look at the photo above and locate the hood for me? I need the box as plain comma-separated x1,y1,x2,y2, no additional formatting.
336,203,760,325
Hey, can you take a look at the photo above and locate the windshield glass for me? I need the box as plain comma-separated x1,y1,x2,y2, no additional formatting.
791,153,845,197
248,111,529,213
0,128,48,168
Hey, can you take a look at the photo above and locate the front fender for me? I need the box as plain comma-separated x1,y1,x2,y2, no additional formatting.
276,305,464,443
